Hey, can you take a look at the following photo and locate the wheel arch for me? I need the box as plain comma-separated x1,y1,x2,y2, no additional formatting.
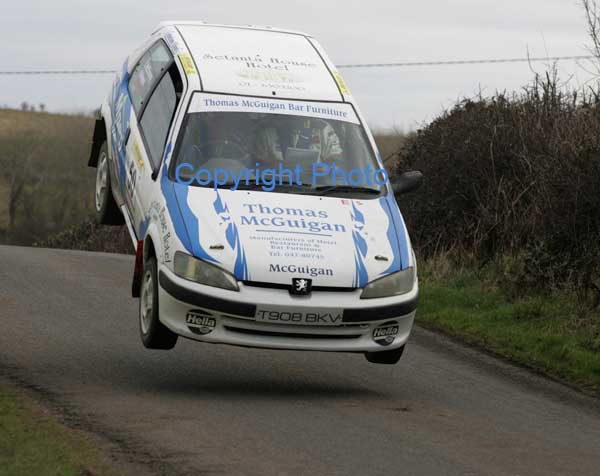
144,232,158,263
88,114,108,168
132,225,163,298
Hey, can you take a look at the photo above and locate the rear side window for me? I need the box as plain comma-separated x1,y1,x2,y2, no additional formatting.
129,41,173,115
139,71,177,169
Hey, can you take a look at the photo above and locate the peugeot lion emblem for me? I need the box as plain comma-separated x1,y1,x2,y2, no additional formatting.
291,278,312,295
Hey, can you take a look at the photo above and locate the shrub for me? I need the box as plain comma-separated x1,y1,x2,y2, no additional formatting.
35,219,133,254
397,73,600,291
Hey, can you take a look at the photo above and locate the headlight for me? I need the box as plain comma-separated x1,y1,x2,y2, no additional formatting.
174,251,239,291
360,267,415,299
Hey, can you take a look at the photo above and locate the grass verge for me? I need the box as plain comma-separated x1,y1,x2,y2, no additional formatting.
417,258,600,396
0,384,112,476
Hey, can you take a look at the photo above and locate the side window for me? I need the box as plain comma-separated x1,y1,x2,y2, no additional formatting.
129,41,173,115
139,70,178,169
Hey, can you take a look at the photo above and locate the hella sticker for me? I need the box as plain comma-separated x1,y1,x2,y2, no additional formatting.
373,322,399,346
186,310,217,335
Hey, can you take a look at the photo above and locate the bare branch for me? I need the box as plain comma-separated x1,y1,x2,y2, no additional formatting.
582,0,600,74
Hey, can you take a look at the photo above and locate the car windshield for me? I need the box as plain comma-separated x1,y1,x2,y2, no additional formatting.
170,94,386,197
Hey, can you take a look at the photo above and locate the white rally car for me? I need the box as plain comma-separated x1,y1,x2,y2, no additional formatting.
89,21,423,364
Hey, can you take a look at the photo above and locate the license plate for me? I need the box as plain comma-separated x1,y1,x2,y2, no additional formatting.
254,306,343,326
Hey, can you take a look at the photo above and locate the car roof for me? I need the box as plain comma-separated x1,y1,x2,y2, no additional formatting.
154,20,310,37
156,22,345,102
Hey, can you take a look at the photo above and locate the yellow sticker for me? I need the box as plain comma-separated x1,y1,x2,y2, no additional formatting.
132,140,144,170
333,71,350,96
178,53,197,75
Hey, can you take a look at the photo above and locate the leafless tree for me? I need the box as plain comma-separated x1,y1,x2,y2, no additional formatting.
582,0,600,73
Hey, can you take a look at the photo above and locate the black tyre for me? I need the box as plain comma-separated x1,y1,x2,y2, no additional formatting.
94,141,124,225
364,345,405,365
139,256,178,350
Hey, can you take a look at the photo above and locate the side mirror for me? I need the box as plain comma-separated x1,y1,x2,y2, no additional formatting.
391,170,424,195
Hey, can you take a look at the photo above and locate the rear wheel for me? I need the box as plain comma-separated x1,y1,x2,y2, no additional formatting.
364,345,405,365
95,141,124,225
139,257,178,350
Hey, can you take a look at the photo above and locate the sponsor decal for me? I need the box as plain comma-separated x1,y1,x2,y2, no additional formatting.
132,140,144,169
290,277,312,295
186,310,216,335
255,235,328,262
373,321,400,346
237,69,301,84
269,264,332,278
189,93,360,125
332,71,350,96
201,53,319,71
193,40,334,93
164,31,185,54
158,206,172,263
126,155,137,203
146,200,172,264
178,53,197,75
240,204,346,235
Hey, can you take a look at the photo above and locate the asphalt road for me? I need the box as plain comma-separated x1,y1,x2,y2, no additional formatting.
1,245,599,476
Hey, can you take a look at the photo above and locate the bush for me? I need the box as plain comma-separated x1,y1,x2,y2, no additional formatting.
35,219,133,254
397,73,600,291
0,109,95,245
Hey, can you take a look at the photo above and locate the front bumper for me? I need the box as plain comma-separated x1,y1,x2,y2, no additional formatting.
158,267,418,352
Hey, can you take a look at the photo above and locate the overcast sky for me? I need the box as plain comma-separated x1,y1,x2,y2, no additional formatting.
0,0,595,130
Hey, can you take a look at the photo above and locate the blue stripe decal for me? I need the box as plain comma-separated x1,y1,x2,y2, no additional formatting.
160,144,193,255
350,202,369,288
160,143,217,263
138,215,150,240
173,183,218,263
110,60,131,201
378,197,401,275
383,195,410,271
213,191,249,280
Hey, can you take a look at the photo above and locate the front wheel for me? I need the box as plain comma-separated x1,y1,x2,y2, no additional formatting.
139,257,178,350
94,141,124,225
364,345,405,365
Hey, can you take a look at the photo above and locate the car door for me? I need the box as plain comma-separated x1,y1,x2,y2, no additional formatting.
125,40,182,237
